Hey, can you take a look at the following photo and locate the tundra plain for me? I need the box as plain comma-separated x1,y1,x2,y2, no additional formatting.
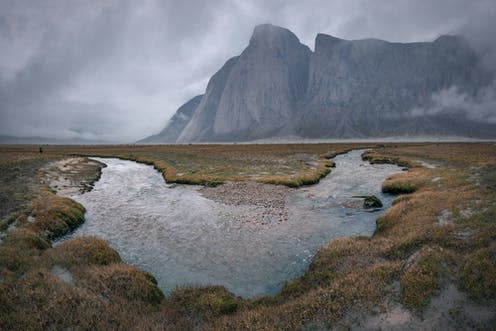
0,143,495,330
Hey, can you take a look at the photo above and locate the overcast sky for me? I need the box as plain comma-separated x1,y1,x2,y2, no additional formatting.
1,0,495,142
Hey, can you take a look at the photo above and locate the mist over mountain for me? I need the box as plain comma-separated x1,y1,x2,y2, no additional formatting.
142,24,495,143
138,95,203,143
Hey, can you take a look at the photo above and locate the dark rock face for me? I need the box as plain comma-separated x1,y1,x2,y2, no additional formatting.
178,24,311,142
138,95,203,143
141,24,495,143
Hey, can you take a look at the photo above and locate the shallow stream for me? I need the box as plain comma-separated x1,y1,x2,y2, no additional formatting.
58,150,403,298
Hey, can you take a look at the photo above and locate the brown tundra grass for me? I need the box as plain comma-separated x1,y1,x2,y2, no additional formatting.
0,142,495,329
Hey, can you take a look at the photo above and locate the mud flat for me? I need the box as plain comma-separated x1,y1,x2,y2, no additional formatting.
41,157,105,197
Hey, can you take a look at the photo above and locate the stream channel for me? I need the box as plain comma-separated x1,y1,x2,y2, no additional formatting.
57,150,403,298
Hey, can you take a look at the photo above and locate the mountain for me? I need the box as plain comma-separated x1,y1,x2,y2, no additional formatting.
138,94,203,143
178,24,311,142
141,24,495,143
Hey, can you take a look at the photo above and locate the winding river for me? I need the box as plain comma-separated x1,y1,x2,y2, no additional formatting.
58,150,403,298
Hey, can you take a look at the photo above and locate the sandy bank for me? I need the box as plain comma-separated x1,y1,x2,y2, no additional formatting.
40,157,105,197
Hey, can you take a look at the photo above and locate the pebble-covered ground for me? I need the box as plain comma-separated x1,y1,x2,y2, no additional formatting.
199,181,292,224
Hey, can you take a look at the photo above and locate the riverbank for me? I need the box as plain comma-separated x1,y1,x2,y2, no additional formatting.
0,143,495,330
56,151,400,298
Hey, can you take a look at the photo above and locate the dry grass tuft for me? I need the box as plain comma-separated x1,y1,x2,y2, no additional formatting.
362,150,412,167
0,246,35,274
30,187,86,239
49,237,121,267
381,167,429,194
170,286,241,319
3,228,50,250
461,245,496,300
261,155,334,187
400,247,449,309
79,263,164,304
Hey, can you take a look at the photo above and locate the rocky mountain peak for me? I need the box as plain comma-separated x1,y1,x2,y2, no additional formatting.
249,24,303,51
314,33,346,52
434,34,465,45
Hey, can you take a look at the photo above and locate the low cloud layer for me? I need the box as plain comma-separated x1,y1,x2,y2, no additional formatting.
1,0,495,142
411,85,496,123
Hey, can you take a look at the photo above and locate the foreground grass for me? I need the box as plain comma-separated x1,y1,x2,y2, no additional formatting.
0,143,495,329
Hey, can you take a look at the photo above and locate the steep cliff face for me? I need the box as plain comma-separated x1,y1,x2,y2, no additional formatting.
177,56,239,142
178,24,311,142
138,95,203,143
297,34,490,138
141,24,495,143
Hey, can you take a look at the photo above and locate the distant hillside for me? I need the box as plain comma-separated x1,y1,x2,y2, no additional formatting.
141,24,495,143
0,135,113,145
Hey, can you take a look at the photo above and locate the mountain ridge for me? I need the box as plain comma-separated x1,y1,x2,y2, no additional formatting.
141,24,495,143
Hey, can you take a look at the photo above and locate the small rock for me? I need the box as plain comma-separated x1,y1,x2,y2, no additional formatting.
364,196,383,208
353,195,383,208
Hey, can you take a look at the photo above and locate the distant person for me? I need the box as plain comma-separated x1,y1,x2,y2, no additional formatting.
39,146,43,154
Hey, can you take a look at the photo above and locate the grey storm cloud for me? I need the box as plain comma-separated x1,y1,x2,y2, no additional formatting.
1,0,495,142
